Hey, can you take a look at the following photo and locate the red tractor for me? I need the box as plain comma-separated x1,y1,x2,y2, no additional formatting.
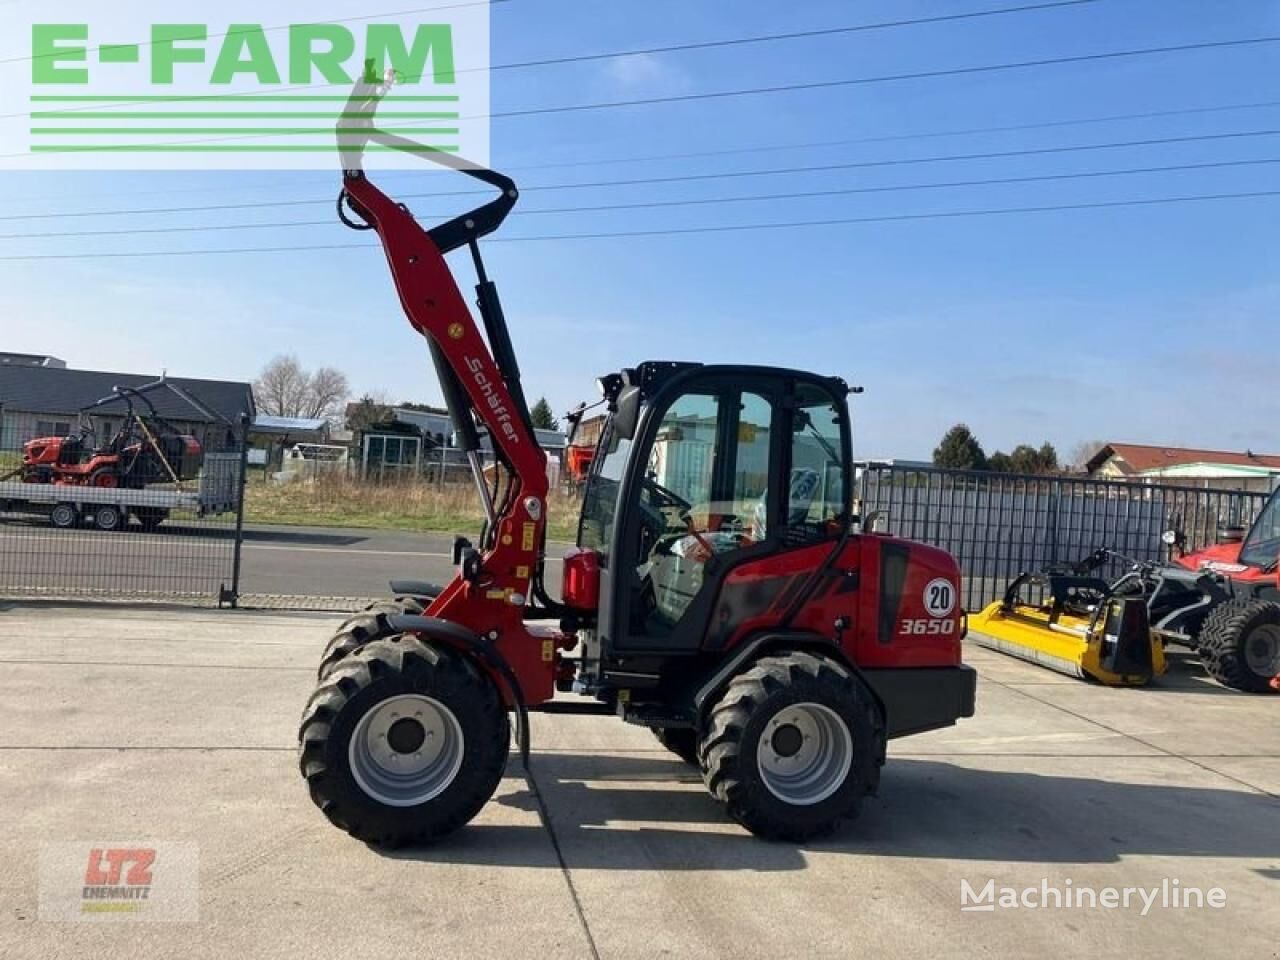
297,74,976,845
16,385,203,490
1111,486,1280,692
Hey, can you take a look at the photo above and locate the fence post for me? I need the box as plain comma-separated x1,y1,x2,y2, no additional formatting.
228,414,250,609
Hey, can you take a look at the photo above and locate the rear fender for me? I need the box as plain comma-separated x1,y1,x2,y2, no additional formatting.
692,630,886,750
387,579,445,600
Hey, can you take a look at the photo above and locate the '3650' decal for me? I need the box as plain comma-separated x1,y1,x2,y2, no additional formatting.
899,618,957,636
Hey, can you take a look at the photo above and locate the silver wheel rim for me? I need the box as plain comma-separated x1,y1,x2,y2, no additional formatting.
1244,624,1280,677
97,507,120,530
348,694,464,806
756,702,853,806
51,505,75,527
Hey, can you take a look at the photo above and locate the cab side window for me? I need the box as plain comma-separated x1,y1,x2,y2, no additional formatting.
784,385,847,544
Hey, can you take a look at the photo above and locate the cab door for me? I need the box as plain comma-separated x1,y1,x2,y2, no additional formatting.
593,371,777,653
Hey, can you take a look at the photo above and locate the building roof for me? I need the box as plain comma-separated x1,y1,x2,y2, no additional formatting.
0,352,66,368
1087,442,1280,475
0,364,254,423
252,415,329,435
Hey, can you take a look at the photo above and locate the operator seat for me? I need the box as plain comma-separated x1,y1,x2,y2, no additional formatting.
750,468,821,541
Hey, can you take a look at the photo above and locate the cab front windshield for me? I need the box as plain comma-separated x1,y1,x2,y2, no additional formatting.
578,416,630,563
1239,492,1280,570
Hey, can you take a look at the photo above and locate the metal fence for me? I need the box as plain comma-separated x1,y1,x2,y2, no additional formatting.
0,420,248,605
857,463,1271,612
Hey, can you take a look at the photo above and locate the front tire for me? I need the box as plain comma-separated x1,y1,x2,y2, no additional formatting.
316,599,424,681
1198,598,1280,693
299,636,510,846
700,651,882,841
49,502,78,529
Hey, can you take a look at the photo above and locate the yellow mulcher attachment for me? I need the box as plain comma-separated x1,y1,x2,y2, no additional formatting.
969,567,1166,686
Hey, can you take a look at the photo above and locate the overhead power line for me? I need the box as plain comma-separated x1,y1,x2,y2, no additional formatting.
0,189,1273,261
484,36,1280,120
489,1,1103,73
1,157,1273,242
3,128,1275,222
500,99,1280,174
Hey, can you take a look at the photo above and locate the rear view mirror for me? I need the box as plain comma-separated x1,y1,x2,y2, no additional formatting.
565,403,586,447
613,386,641,442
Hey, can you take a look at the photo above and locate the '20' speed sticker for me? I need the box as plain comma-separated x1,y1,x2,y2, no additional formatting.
923,578,956,618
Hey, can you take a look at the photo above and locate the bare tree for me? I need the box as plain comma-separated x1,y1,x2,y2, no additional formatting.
305,366,351,420
255,355,350,421
1068,440,1108,472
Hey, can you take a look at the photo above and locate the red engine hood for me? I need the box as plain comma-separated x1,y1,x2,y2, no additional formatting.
1175,542,1272,582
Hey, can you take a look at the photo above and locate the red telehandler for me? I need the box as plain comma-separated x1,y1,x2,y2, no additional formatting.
298,72,976,845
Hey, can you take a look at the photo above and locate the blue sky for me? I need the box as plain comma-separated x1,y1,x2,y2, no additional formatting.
3,0,1278,461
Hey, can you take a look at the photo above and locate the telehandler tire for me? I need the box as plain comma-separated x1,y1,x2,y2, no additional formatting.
1198,598,1280,693
651,726,700,766
299,636,510,847
699,651,881,841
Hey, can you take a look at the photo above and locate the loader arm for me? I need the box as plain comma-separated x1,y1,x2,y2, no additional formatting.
332,69,557,703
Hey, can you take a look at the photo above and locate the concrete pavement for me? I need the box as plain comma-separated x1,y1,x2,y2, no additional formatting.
0,604,1276,959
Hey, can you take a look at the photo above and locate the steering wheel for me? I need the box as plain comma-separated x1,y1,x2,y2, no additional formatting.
641,476,692,514
640,476,722,558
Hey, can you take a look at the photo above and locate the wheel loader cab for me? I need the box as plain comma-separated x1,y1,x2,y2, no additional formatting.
577,362,851,658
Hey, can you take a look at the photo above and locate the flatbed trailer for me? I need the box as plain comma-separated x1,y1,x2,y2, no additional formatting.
0,451,240,532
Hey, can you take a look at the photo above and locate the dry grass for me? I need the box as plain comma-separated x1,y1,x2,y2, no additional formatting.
244,472,581,541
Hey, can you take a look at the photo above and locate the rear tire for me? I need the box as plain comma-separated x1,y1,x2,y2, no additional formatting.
49,503,77,529
299,636,510,847
1198,598,1280,693
92,504,124,532
88,468,120,489
651,726,699,765
699,651,882,841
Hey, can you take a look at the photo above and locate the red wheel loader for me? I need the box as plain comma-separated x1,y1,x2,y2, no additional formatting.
298,72,976,845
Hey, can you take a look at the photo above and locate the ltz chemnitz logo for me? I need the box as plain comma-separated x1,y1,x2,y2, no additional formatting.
7,3,491,171
81,847,156,914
